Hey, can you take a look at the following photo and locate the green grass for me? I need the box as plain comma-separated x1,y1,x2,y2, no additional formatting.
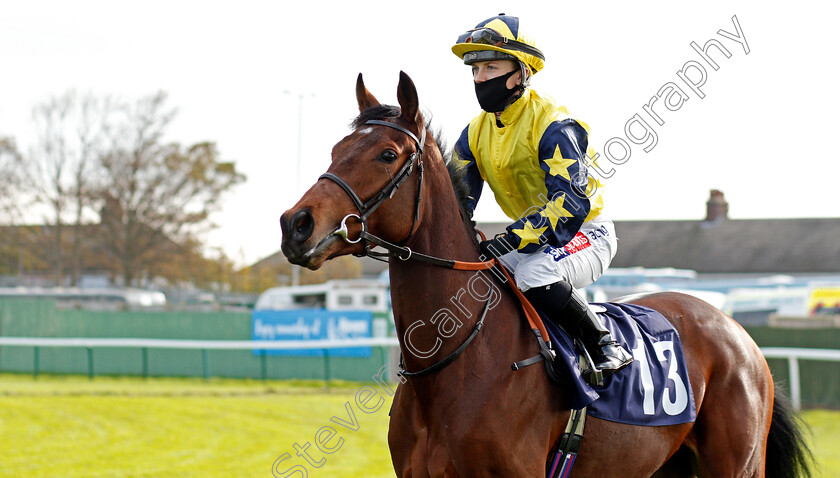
0,374,394,477
0,374,838,477
803,409,840,477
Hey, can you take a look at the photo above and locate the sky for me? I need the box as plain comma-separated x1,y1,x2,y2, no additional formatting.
1,1,838,266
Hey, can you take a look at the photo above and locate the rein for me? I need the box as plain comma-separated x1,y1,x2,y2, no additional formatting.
322,118,549,378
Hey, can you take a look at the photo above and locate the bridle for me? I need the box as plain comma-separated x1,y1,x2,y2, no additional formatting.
319,117,553,378
319,119,426,258
319,118,495,378
321,117,487,267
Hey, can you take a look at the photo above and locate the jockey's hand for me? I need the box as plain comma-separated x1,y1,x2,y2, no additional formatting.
479,236,516,259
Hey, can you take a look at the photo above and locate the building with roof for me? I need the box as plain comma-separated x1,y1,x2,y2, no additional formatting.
475,190,840,276
258,190,840,304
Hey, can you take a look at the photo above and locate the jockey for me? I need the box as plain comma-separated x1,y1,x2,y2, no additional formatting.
451,14,633,377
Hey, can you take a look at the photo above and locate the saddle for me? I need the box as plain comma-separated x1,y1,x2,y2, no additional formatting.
498,261,603,387
515,297,698,426
513,303,610,387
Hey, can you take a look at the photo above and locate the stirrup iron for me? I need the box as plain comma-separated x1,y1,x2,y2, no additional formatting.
575,338,605,387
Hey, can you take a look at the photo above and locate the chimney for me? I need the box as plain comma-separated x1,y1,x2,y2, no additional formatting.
705,189,728,222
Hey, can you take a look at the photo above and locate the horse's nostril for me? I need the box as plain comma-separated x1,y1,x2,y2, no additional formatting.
295,214,311,233
290,209,315,243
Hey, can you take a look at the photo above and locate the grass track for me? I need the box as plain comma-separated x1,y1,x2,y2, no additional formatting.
0,374,837,477
806,409,840,477
0,374,393,477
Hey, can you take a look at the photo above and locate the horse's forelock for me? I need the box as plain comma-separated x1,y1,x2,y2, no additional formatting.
350,104,401,129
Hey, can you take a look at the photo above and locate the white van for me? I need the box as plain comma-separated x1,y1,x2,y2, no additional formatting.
0,287,167,310
254,279,390,313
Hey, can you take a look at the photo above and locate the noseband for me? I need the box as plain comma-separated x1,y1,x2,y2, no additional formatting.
320,119,426,256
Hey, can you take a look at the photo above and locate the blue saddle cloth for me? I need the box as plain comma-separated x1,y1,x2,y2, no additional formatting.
539,302,697,426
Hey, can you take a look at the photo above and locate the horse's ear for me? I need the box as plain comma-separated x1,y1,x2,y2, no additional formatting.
356,73,380,112
397,71,422,128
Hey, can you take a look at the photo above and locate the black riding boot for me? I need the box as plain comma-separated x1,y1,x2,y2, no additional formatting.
524,281,633,378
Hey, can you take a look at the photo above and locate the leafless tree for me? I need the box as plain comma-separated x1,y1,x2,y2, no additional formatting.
95,92,245,286
69,94,113,285
0,136,23,223
0,137,26,281
18,91,111,286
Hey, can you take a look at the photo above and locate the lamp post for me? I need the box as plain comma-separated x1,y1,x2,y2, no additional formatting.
284,90,314,287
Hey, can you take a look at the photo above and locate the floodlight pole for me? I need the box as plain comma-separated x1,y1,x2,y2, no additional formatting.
285,91,314,287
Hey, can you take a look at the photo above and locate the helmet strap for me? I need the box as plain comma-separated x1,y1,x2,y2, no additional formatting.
518,61,532,90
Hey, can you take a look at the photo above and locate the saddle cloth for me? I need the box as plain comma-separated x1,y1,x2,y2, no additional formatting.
538,302,697,426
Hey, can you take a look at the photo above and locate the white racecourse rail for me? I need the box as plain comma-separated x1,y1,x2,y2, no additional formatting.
0,337,399,350
0,337,836,409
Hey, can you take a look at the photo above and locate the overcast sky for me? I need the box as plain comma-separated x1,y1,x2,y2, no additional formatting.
2,1,838,265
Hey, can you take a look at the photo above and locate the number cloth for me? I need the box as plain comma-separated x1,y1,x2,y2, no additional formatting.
542,302,697,426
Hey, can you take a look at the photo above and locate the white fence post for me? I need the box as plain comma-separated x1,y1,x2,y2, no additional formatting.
761,347,840,410
787,355,801,410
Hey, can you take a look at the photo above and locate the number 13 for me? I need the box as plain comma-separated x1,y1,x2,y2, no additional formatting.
632,340,689,416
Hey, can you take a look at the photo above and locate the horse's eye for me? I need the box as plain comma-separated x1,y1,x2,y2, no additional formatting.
378,150,398,163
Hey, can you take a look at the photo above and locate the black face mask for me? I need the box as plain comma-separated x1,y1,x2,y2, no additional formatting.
474,69,520,113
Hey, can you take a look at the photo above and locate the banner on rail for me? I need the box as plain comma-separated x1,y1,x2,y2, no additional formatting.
251,309,373,357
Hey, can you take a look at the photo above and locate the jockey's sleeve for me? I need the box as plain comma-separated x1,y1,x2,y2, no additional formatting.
503,119,592,253
453,125,484,218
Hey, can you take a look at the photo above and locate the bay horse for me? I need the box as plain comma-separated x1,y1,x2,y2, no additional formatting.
279,72,812,477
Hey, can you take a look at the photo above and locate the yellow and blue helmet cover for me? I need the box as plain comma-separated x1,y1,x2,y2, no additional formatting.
452,14,545,75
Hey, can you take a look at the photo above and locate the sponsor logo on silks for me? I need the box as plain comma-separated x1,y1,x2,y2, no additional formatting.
545,232,592,262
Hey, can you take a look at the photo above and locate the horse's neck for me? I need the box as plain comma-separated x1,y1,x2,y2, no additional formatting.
388,163,477,318
388,161,519,376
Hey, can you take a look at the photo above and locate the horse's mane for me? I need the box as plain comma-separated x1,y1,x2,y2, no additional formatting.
351,106,476,235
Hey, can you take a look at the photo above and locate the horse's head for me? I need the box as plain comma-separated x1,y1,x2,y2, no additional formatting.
280,71,430,270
